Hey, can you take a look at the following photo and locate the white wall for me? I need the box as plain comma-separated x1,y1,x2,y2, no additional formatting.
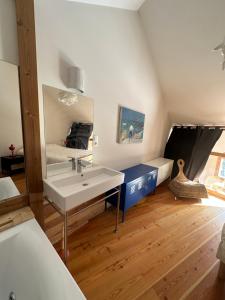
0,60,23,162
139,0,225,124
34,0,170,173
0,0,18,65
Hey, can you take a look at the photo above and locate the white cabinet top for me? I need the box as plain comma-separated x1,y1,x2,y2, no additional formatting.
145,157,174,168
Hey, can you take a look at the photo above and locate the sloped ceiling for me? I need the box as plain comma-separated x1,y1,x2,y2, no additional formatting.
67,0,146,11
139,0,225,124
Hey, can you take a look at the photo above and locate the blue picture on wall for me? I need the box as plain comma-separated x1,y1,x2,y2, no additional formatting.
118,106,145,144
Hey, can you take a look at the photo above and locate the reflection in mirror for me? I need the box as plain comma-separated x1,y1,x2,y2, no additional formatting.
0,60,26,201
43,85,94,177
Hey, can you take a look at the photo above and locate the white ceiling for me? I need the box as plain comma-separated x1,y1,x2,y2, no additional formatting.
139,0,225,124
67,0,146,11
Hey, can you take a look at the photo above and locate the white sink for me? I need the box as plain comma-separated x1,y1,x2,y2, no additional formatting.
44,165,124,211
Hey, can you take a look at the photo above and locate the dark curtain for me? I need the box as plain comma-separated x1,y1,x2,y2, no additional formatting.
164,127,198,178
185,127,222,180
164,126,222,180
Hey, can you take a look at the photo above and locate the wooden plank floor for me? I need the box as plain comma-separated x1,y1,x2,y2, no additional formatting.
48,185,225,300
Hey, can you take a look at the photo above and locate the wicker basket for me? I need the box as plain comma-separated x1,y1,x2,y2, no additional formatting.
169,159,208,199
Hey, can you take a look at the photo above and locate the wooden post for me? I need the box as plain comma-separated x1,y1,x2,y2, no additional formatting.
15,0,44,227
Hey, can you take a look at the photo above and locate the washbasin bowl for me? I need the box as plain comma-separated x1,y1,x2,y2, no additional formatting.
44,166,124,211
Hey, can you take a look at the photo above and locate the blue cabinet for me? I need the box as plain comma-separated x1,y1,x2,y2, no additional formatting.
106,164,158,222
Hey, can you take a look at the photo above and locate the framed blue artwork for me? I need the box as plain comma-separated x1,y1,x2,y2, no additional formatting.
118,106,145,144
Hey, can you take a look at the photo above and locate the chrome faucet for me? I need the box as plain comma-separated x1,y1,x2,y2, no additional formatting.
77,158,85,173
68,157,76,171
77,154,93,173
69,154,92,173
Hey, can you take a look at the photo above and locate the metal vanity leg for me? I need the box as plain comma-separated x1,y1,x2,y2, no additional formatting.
64,212,68,264
115,186,121,232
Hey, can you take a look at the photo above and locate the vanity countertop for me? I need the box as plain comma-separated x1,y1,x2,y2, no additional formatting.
0,206,34,233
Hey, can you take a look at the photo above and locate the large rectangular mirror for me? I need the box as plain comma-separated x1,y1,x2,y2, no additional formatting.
42,85,94,177
0,60,27,201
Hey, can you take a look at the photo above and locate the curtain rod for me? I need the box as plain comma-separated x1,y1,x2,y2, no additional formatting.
172,124,225,130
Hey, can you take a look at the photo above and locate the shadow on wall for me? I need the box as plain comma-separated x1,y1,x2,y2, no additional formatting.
59,52,73,87
59,52,84,89
59,52,84,93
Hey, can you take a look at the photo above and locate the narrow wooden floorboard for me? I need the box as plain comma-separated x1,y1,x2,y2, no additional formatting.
47,185,225,300
152,233,221,300
185,261,225,300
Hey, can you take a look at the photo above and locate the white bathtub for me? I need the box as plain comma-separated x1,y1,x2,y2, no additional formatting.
0,218,86,300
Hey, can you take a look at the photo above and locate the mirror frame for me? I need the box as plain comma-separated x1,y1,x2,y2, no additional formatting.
0,0,43,227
